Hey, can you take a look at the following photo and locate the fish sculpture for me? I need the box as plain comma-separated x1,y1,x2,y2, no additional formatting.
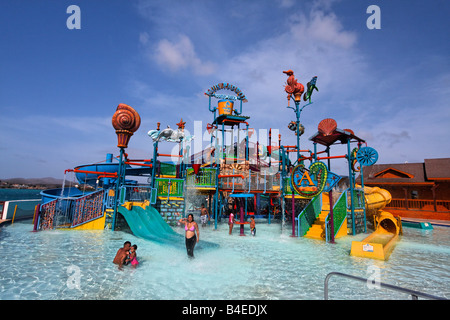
148,126,194,143
303,76,319,103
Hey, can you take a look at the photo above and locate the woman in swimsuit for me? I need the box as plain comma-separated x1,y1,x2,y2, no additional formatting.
179,214,199,258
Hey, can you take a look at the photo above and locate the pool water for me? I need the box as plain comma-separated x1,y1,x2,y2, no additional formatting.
0,219,449,300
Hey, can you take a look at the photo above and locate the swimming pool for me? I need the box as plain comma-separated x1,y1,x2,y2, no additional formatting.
0,219,449,300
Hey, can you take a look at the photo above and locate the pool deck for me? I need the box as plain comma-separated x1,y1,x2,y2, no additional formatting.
0,219,11,226
387,208,450,225
400,217,450,227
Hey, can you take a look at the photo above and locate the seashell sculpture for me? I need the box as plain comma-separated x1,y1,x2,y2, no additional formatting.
343,128,355,135
112,103,141,148
318,118,337,136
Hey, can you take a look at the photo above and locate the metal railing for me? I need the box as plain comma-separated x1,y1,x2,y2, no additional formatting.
154,178,184,197
324,272,447,300
386,198,450,212
185,168,216,188
118,185,157,204
39,190,105,230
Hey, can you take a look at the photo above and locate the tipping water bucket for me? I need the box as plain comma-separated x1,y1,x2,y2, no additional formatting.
217,99,234,115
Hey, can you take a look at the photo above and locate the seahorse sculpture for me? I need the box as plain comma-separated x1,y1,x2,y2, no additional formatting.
112,103,141,148
283,69,304,104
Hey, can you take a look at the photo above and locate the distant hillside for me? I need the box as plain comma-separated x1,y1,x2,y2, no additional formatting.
1,177,64,186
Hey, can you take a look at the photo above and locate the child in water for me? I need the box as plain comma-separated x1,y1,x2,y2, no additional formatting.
126,244,139,267
228,211,235,235
250,216,256,236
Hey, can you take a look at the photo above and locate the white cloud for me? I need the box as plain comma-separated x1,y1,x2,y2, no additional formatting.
152,34,217,76
129,1,449,175
139,32,149,45
290,10,357,49
128,5,367,177
278,0,295,8
210,8,364,127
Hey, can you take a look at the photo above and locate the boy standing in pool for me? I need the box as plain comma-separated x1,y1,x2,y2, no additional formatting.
199,203,210,227
250,216,256,236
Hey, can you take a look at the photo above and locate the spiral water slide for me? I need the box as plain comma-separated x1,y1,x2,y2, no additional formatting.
350,186,402,260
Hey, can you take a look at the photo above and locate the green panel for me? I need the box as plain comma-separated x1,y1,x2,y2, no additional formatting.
186,168,217,187
297,194,321,236
119,186,126,204
155,178,184,197
150,188,158,204
284,177,300,195
159,162,177,176
326,191,347,241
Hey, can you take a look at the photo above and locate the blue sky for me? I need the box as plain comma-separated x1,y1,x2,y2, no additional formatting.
1,0,449,179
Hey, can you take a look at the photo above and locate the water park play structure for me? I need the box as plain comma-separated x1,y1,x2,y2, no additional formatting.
32,70,404,260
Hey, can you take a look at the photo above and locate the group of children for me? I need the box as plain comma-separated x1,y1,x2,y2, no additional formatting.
198,202,257,236
228,212,256,236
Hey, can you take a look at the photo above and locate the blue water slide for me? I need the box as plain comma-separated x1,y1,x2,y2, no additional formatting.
74,162,152,187
74,163,128,186
40,187,86,204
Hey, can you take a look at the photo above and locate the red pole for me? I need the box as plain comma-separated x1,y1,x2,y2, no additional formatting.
269,128,272,168
66,169,118,177
32,204,40,232
157,153,182,158
124,162,153,167
317,155,346,160
329,190,335,243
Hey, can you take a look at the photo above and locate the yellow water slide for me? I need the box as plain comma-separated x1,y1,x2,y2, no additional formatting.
350,186,402,260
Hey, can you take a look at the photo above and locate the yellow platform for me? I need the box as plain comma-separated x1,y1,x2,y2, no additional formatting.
72,214,106,230
350,205,402,260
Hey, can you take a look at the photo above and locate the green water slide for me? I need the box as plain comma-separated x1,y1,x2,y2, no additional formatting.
117,205,219,250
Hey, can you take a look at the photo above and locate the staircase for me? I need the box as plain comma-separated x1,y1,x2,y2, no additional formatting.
304,192,330,240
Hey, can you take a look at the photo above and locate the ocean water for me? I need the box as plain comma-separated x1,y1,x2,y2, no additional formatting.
0,218,449,300
0,188,42,201
0,189,42,218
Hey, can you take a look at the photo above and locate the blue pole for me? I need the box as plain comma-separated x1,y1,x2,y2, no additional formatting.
359,144,367,233
313,142,317,162
104,153,113,187
151,124,160,189
280,146,286,227
347,140,355,235
295,100,301,162
246,123,249,161
112,147,124,231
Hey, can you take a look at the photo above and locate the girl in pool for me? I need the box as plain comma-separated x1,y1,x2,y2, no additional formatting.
179,214,199,258
127,244,139,267
228,211,235,235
